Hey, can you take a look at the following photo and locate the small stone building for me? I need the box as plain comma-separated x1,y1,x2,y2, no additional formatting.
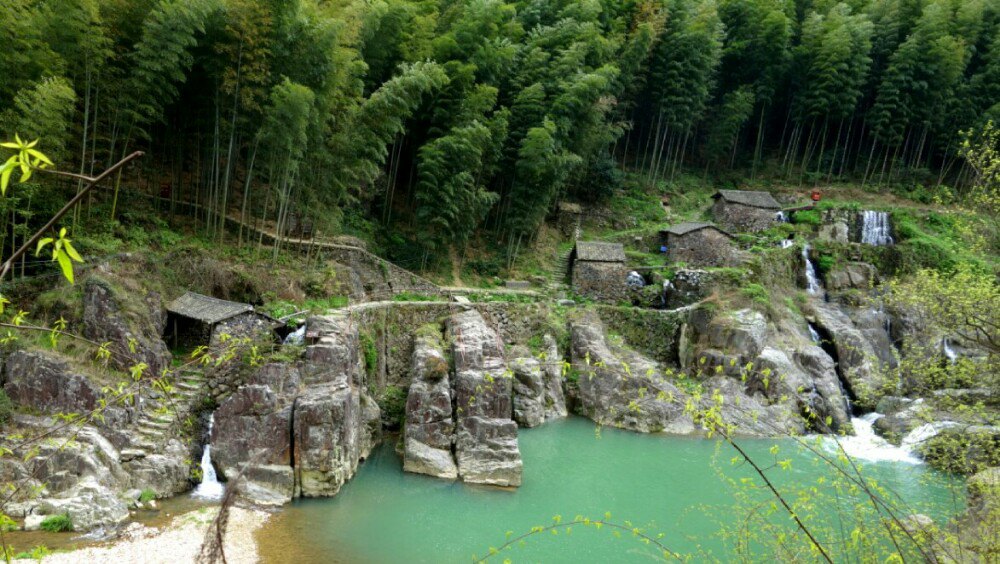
166,292,280,350
661,222,736,267
711,190,782,233
570,241,628,303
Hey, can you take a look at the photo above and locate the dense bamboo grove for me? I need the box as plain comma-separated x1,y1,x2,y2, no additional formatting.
1,0,998,264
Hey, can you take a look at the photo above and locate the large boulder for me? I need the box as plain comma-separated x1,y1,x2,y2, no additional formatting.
3,351,100,414
448,310,522,487
126,439,191,497
510,339,568,427
82,279,171,376
824,262,877,292
26,477,129,531
293,382,375,496
403,334,457,479
810,303,889,409
705,309,767,363
756,346,851,432
570,312,694,434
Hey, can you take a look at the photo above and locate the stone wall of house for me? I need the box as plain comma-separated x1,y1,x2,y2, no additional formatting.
572,261,628,304
712,200,776,233
667,230,735,267
211,312,276,347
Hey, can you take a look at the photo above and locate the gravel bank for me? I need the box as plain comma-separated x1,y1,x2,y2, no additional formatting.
28,507,268,563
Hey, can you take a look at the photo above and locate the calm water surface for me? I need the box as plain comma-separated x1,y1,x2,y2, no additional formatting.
256,417,963,563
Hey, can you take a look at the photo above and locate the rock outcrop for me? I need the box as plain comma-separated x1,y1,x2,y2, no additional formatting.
810,302,889,409
510,336,567,427
448,310,522,487
3,351,100,414
571,312,694,434
82,279,171,376
403,333,457,479
756,346,851,432
211,314,380,505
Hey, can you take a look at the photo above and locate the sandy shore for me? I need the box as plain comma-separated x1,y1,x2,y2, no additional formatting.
26,507,269,564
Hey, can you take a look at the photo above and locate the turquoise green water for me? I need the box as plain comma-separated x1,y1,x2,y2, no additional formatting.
257,417,964,563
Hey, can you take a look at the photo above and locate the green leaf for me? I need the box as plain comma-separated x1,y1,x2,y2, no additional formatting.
0,165,12,196
63,240,83,262
56,251,74,284
36,237,54,256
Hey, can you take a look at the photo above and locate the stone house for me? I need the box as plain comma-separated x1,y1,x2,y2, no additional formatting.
570,241,628,303
166,292,281,350
711,190,782,233
660,222,736,267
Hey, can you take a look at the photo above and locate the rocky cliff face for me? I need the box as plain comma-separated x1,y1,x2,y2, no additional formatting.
82,279,171,376
571,312,694,434
448,310,523,487
403,333,457,479
211,313,381,505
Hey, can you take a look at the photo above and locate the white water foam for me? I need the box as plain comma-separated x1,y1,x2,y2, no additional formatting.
192,414,225,500
861,210,894,246
802,244,822,294
827,413,923,464
942,338,957,363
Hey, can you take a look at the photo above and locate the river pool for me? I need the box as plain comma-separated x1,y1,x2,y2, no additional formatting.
256,417,964,563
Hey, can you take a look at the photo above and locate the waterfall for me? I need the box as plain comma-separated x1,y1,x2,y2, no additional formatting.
832,413,923,464
779,238,794,249
192,414,225,500
775,211,788,223
807,323,822,344
802,244,822,294
284,324,306,346
941,338,957,363
860,211,894,246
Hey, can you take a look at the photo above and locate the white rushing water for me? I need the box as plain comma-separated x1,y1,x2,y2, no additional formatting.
775,211,789,223
807,323,822,344
802,244,822,294
831,413,923,464
192,414,225,500
284,324,306,345
860,210,894,246
780,238,795,249
942,338,957,363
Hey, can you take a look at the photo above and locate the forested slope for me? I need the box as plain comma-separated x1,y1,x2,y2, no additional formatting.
1,0,998,269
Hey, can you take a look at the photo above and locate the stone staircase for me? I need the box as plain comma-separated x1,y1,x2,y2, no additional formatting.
119,370,208,462
545,247,573,296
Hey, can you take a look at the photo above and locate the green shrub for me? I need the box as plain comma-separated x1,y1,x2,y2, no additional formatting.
741,283,770,307
919,430,1000,476
791,209,821,226
138,488,157,503
39,513,73,533
360,332,378,379
0,390,12,427
378,385,408,430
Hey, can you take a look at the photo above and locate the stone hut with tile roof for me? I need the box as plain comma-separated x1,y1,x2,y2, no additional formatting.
660,223,736,267
167,292,280,350
570,241,628,303
711,190,782,233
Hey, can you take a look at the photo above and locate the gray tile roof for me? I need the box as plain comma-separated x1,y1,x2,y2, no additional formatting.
575,241,626,263
167,292,254,325
713,189,781,209
662,222,734,238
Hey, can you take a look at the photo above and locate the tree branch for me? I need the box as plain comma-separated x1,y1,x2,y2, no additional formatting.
0,151,144,281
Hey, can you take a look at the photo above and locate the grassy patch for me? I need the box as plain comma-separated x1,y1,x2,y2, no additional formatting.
138,488,156,503
39,514,72,533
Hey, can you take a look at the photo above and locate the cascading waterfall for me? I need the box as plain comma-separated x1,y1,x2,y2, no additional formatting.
807,323,822,344
834,413,922,464
775,211,788,223
802,244,822,294
941,337,957,363
192,414,225,500
780,238,794,249
860,210,894,246
284,324,306,346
